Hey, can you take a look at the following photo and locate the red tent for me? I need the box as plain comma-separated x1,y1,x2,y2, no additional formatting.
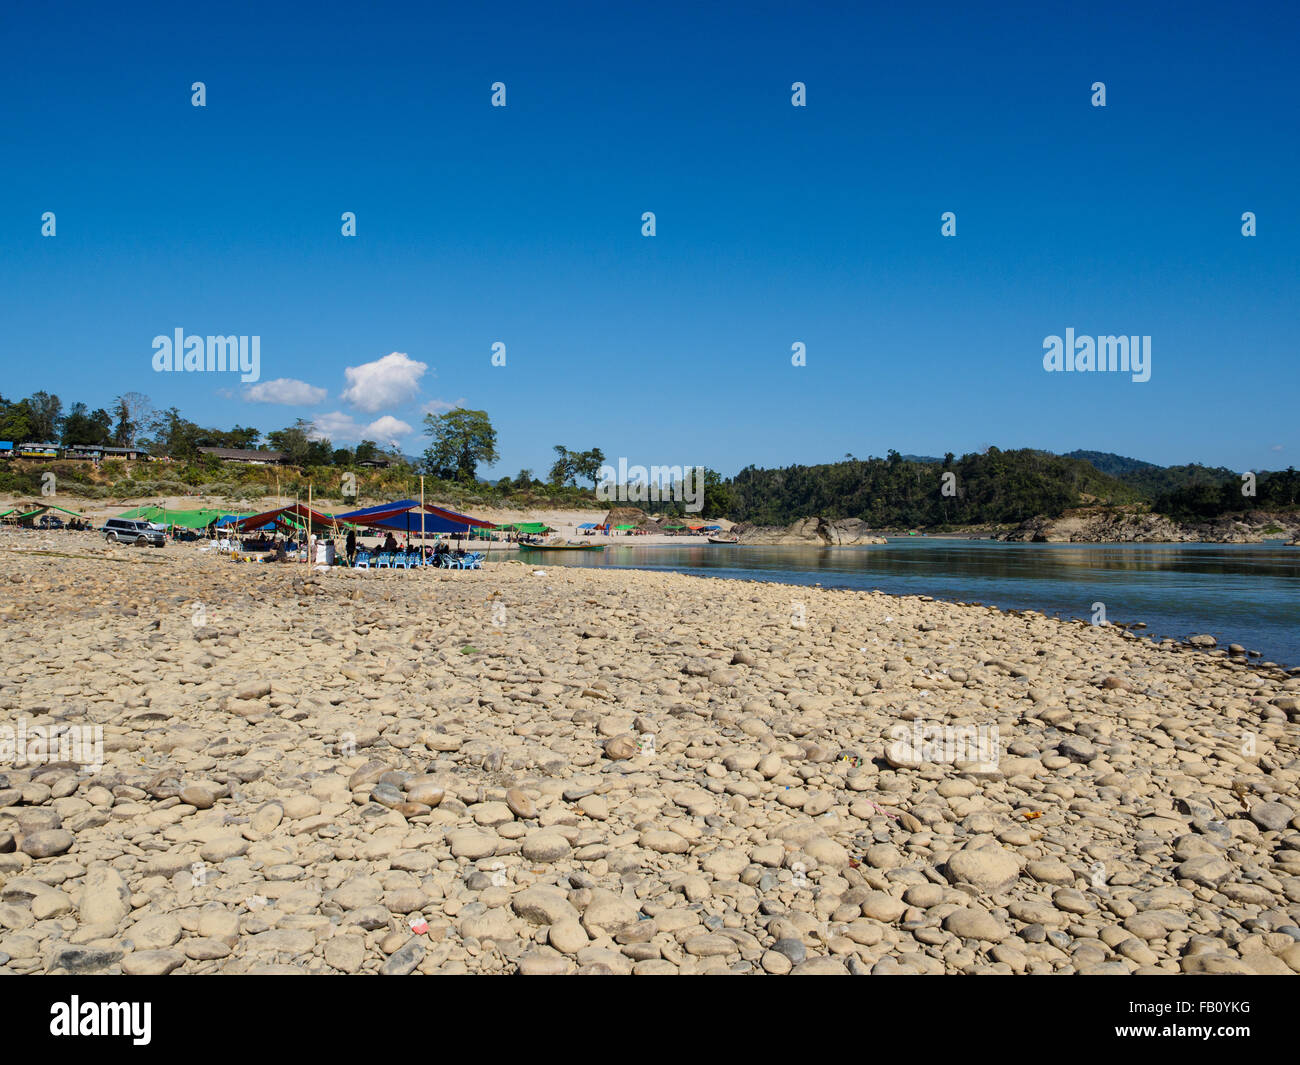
233,503,347,532
333,500,495,537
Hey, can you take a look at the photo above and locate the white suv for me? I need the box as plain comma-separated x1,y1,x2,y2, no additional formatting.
102,518,166,547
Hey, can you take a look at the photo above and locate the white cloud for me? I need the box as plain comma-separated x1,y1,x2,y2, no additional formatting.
307,411,362,441
341,352,428,413
307,410,414,446
420,396,467,415
1270,444,1284,452
365,415,414,444
243,378,327,405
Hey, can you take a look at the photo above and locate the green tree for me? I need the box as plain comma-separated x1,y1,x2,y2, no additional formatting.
422,409,498,481
549,445,605,487
266,419,313,465
304,438,334,466
112,392,153,447
573,447,607,489
225,425,261,449
548,445,575,486
147,407,203,461
700,467,733,518
0,395,34,442
27,391,62,442
61,402,113,446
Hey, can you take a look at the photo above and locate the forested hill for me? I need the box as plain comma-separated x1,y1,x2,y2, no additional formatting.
1063,450,1238,498
726,449,1141,527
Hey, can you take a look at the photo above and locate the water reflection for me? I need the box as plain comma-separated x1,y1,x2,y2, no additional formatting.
511,539,1300,666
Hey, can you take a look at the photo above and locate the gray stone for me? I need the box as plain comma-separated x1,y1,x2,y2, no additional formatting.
380,938,424,975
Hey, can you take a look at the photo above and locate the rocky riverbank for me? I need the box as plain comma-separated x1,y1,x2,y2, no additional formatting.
732,517,887,545
1001,506,1300,544
1,533,1298,975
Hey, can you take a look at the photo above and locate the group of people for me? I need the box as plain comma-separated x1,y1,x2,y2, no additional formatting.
238,532,291,553
227,526,472,567
342,528,467,566
36,516,90,530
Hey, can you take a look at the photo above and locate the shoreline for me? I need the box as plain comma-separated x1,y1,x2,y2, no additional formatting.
3,493,1296,546
3,528,1296,666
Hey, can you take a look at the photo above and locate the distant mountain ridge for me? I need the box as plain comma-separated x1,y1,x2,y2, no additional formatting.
1062,449,1245,499
721,447,1297,529
1061,450,1161,476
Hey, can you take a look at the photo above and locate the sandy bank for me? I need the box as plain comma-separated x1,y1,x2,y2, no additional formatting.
1,534,1298,975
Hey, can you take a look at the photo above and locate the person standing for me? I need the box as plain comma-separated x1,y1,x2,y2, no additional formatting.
346,528,357,566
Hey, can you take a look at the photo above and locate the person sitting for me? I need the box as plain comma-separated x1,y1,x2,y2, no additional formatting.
383,532,398,553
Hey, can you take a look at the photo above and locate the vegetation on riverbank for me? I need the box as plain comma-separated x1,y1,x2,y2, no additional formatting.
2,388,1296,528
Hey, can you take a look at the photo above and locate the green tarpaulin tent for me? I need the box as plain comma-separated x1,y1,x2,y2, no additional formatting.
3,503,90,523
114,506,225,529
281,514,357,531
498,522,552,534
164,509,226,529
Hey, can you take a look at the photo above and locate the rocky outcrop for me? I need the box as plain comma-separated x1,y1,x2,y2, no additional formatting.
732,517,886,545
1002,509,1192,543
602,507,650,527
1001,507,1300,544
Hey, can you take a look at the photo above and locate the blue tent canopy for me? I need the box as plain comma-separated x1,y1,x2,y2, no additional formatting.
216,514,278,532
334,500,493,537
576,522,597,529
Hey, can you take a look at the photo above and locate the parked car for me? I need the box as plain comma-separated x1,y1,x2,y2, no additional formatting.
38,515,65,529
102,518,166,547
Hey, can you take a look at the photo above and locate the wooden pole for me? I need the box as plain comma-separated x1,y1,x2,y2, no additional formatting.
307,482,313,569
420,475,425,564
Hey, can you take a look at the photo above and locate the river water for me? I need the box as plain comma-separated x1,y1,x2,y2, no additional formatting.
507,539,1300,668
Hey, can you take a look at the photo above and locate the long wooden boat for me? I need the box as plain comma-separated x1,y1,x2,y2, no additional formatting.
517,542,606,552
707,535,739,544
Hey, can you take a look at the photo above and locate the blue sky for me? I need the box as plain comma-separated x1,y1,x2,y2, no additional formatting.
1,0,1296,478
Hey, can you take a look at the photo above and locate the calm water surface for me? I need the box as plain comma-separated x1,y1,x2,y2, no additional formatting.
506,539,1300,668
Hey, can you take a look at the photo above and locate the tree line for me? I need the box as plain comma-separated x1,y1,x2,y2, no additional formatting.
4,389,1294,523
